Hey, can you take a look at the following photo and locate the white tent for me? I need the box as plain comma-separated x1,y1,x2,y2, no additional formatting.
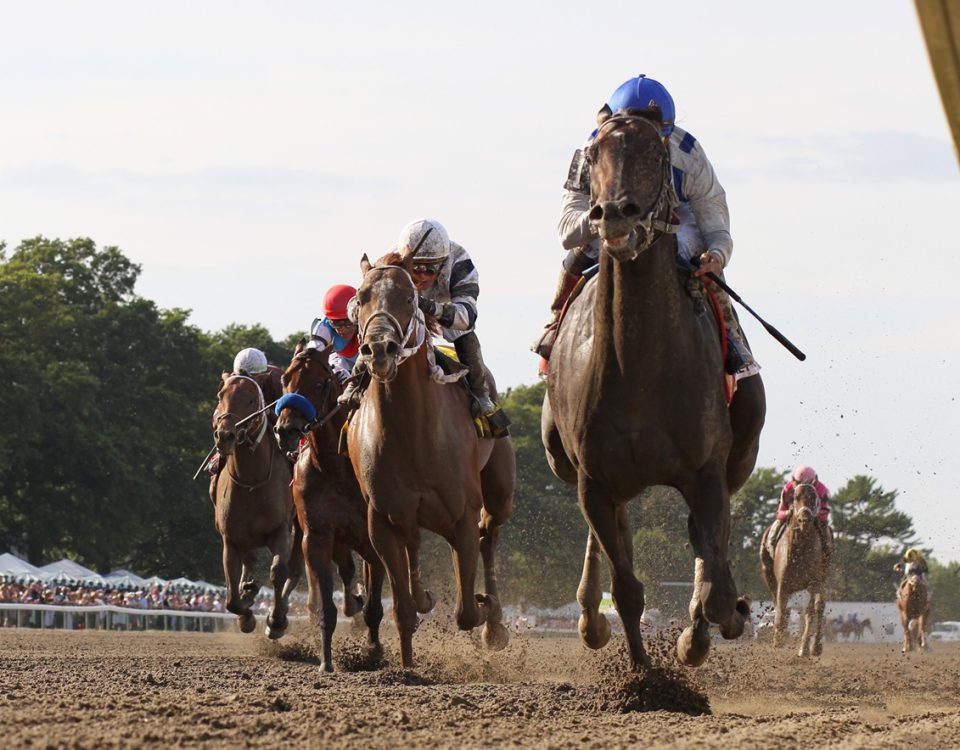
39,558,105,586
0,552,43,576
104,569,148,586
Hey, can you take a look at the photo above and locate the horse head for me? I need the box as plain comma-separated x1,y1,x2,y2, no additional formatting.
274,340,337,453
585,106,673,261
355,252,423,382
214,373,267,456
791,482,820,530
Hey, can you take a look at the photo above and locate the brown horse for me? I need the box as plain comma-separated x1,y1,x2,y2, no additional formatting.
760,483,829,656
897,570,930,653
348,252,515,668
212,373,297,638
274,342,386,672
542,109,766,670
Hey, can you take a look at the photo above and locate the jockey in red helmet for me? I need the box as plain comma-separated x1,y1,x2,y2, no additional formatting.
307,284,360,383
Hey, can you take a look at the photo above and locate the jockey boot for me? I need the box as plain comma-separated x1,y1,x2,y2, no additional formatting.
531,268,582,362
819,523,834,558
455,331,511,438
767,517,786,557
712,282,759,380
336,361,369,410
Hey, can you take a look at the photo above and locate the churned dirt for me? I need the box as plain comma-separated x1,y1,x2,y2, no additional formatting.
1,622,959,748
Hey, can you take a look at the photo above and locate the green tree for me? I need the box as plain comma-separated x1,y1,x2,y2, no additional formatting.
829,475,918,600
928,560,960,622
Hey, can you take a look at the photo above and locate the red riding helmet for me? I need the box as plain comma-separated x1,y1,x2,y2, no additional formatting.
322,284,357,320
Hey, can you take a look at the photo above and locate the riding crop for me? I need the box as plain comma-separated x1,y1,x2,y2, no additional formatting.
688,256,806,361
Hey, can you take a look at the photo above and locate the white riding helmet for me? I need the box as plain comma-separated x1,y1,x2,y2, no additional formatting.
233,347,269,375
398,218,450,263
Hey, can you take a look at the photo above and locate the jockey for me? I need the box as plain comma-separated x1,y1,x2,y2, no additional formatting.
895,547,929,582
306,284,360,384
338,218,510,438
533,74,759,381
767,465,832,556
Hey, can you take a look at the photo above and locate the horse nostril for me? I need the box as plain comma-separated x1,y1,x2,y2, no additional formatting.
360,344,372,357
385,341,399,357
588,205,604,221
621,202,641,218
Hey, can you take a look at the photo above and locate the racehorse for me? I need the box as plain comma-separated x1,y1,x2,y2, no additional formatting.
212,373,297,638
274,342,386,672
542,107,766,670
839,617,872,641
897,570,930,653
348,252,516,668
760,483,829,656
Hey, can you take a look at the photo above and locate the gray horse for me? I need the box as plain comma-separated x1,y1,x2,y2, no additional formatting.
542,108,766,670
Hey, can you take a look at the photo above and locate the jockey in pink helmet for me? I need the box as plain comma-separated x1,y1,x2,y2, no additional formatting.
767,465,832,557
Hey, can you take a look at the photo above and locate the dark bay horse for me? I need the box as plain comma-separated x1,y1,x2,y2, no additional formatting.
760,483,829,656
542,108,766,670
897,569,930,653
348,252,515,668
274,342,386,672
212,373,297,638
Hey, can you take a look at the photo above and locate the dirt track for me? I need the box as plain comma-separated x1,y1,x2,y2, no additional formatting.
2,623,959,748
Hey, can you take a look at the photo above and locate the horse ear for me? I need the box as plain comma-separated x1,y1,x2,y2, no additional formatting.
597,104,612,127
400,250,414,275
360,254,372,274
221,370,231,383
294,337,306,355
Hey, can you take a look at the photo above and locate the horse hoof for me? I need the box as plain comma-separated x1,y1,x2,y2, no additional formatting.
344,594,364,617
367,642,384,661
238,613,256,634
416,589,436,615
578,612,611,650
482,622,510,651
264,623,287,641
319,661,335,674
676,625,711,667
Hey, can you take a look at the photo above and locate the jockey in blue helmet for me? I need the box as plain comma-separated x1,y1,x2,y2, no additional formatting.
533,74,759,385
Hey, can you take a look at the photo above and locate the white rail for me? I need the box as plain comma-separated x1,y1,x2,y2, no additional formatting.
0,602,235,631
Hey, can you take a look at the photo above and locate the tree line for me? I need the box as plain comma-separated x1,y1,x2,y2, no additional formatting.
1,238,956,620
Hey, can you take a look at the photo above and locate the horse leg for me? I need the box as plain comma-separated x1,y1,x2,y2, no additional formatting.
579,476,647,671
479,446,513,650
281,519,304,601
239,552,260,608
899,603,911,653
333,543,363,617
448,511,487,633
303,528,338,672
360,554,385,659
798,591,814,657
725,374,766,494
577,531,611,650
264,524,294,640
223,541,255,634
405,532,436,615
919,609,929,652
368,508,417,668
773,585,789,648
811,588,825,656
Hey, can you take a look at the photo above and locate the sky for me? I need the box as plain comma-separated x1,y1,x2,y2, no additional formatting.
2,2,958,562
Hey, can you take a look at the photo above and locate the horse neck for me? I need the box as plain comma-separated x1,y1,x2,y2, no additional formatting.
307,390,347,465
593,235,691,363
368,346,438,434
227,423,274,483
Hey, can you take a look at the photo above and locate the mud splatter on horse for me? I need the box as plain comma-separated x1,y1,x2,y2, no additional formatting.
542,108,765,670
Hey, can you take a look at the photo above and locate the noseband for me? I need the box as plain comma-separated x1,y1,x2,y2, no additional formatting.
586,113,677,257
357,265,426,370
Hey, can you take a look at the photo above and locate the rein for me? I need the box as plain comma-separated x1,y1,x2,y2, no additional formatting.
216,375,269,449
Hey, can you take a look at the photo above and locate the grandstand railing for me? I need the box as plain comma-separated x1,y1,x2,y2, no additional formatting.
0,602,235,632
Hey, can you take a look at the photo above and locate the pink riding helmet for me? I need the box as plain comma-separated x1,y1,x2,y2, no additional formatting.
792,465,817,483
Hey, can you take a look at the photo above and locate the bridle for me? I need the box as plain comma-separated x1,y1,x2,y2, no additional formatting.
215,375,268,449
791,482,821,521
585,112,677,256
357,265,426,370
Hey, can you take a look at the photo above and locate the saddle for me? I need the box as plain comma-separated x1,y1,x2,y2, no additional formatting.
432,345,497,440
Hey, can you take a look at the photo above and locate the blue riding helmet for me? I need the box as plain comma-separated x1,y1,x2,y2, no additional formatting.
607,74,675,137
